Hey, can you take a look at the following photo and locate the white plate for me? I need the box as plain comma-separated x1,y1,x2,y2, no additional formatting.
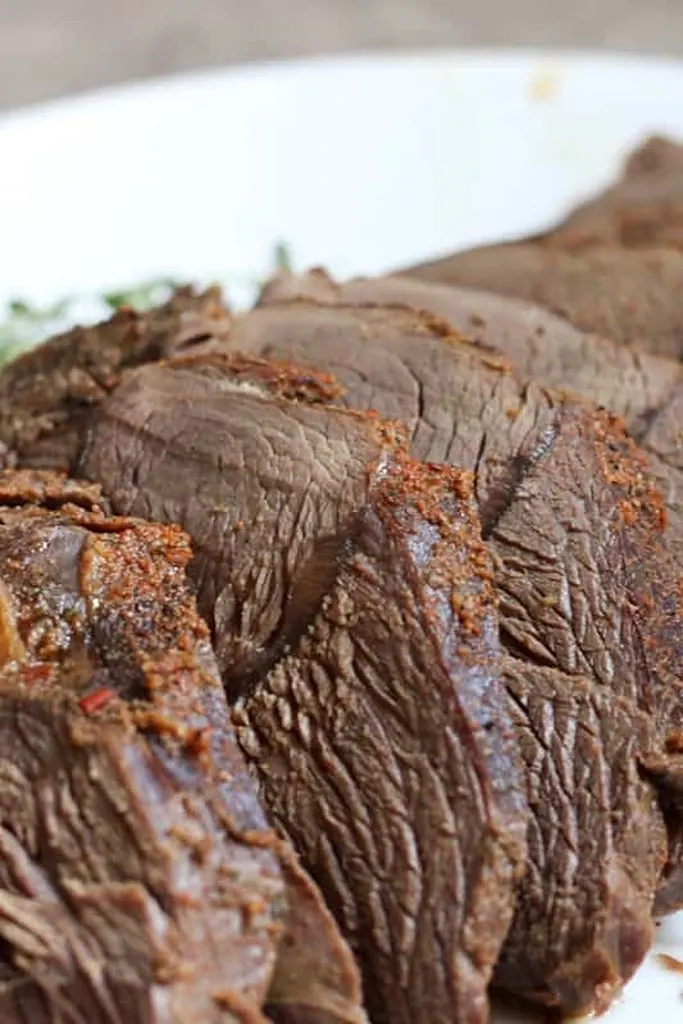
0,47,683,1023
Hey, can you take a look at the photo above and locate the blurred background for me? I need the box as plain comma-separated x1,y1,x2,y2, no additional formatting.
4,0,683,111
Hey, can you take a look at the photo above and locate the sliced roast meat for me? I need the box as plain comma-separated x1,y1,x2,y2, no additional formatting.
232,454,527,1024
401,242,683,359
0,471,365,1024
536,135,683,250
257,267,682,438
0,286,231,472
632,378,683,914
499,659,667,1015
219,303,677,699
0,473,282,1022
638,377,683,572
1,293,681,1018
213,307,683,904
257,276,683,582
74,362,528,1024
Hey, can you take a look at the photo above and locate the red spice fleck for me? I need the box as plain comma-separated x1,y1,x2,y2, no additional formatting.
78,687,117,714
22,664,53,685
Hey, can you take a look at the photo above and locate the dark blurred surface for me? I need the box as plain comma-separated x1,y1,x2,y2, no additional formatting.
3,0,683,110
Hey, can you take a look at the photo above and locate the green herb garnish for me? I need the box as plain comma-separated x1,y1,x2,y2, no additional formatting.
274,241,293,273
0,250,292,367
103,278,180,312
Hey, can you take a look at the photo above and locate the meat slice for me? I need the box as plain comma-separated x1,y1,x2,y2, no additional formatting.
257,267,682,438
75,361,528,1024
0,471,365,1024
265,853,367,1024
0,472,282,1022
486,405,678,720
536,135,683,250
401,242,683,358
500,659,667,1015
398,137,683,357
0,285,231,472
232,454,527,1024
257,276,683,608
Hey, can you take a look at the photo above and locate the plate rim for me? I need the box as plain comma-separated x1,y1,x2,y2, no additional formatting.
4,45,683,129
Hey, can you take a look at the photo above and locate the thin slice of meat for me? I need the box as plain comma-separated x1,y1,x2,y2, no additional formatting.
536,135,683,250
257,267,682,438
0,471,365,1024
75,362,528,1024
499,659,667,1015
401,242,683,358
0,285,232,472
232,454,527,1024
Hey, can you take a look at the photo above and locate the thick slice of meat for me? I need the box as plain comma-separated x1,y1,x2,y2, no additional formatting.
0,475,281,1022
232,455,527,1024
536,135,683,250
257,268,682,438
0,286,231,472
631,377,683,915
486,406,683,930
75,363,528,1024
401,242,683,358
0,471,365,1024
209,308,683,919
197,304,679,714
500,659,667,1015
638,376,683,571
487,406,678,721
